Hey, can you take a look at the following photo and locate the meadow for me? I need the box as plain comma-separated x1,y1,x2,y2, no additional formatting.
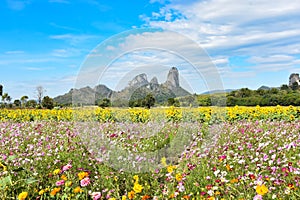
0,106,299,199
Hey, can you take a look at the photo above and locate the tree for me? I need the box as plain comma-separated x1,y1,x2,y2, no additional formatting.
291,82,299,91
36,86,46,105
21,96,28,107
143,93,155,109
6,95,11,104
97,98,111,108
0,84,2,96
26,100,37,108
167,98,180,107
42,96,54,109
14,99,21,107
280,84,290,91
1,93,8,105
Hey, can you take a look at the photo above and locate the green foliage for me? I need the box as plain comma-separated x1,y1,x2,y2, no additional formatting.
26,100,37,108
13,99,21,107
42,96,54,109
97,98,111,108
129,93,156,109
167,98,180,107
226,86,300,106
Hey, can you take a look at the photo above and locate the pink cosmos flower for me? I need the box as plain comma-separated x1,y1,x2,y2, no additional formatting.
91,192,101,200
56,180,65,186
80,177,91,187
253,194,262,200
62,164,72,171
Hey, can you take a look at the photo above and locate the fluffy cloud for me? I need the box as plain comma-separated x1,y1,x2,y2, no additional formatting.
146,0,300,56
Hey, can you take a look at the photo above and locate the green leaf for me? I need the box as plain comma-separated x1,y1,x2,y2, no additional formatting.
8,155,17,161
0,176,12,189
25,177,38,184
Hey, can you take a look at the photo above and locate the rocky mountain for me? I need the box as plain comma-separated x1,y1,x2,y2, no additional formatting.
54,67,190,106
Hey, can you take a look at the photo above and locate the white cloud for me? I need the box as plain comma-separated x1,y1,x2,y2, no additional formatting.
51,48,83,58
4,50,25,54
49,34,99,45
144,0,300,57
248,55,295,64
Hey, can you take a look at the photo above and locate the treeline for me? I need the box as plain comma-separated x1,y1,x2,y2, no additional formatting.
195,84,300,106
0,85,56,109
1,95,56,109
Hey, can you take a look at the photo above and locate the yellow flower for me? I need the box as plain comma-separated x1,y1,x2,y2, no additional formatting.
230,178,239,183
65,181,72,187
133,182,143,193
207,197,215,200
53,169,61,175
256,184,268,195
61,174,68,181
175,173,182,181
128,191,135,199
78,171,89,180
73,186,83,193
133,175,139,182
18,192,28,200
109,198,116,200
50,187,61,196
167,165,176,173
38,189,45,195
161,157,167,167
0,162,7,171
122,195,127,200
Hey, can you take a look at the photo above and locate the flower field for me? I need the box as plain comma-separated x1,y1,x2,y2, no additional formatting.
0,106,299,199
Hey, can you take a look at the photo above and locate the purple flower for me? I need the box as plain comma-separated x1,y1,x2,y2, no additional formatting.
62,163,72,171
80,177,91,187
253,194,262,200
56,180,65,186
91,192,101,200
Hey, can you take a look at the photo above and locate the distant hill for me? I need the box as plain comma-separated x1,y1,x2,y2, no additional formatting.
54,67,190,106
201,89,236,94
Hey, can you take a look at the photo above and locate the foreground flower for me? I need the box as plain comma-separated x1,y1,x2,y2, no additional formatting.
56,180,65,186
50,187,61,196
133,182,143,193
61,174,68,181
128,191,135,199
78,171,89,180
18,192,28,200
133,175,139,182
38,189,45,195
161,157,167,167
73,186,83,193
80,177,91,187
53,169,61,175
167,165,176,173
176,173,183,182
256,184,268,195
65,181,72,187
91,192,101,200
62,163,72,171
253,194,263,200
142,195,151,200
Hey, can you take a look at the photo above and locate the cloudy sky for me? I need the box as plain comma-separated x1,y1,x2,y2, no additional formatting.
1,0,300,100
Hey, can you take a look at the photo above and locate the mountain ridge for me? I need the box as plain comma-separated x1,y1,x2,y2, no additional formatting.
54,67,190,106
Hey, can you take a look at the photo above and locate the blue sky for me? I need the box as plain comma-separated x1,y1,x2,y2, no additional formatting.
1,0,300,100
